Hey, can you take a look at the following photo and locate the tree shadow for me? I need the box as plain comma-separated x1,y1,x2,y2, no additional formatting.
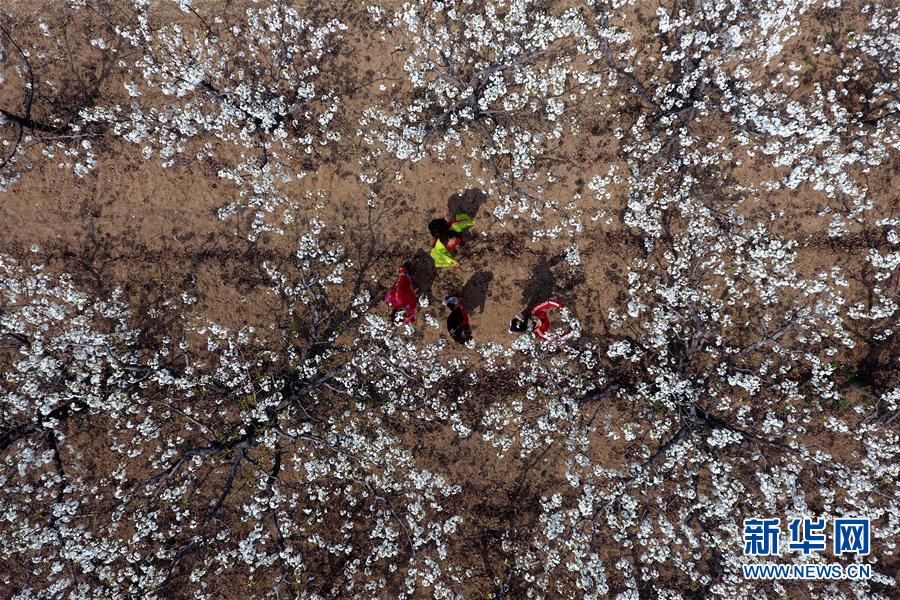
406,250,437,301
461,270,493,314
447,188,488,219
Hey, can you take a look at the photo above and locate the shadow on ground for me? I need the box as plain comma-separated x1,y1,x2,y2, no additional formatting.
447,189,488,219
407,250,437,300
462,270,493,314
520,255,565,311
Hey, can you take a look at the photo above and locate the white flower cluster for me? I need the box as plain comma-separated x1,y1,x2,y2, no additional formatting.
0,226,476,597
80,2,347,236
361,0,601,194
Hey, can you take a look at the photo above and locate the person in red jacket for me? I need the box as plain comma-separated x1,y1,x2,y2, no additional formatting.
509,299,566,339
443,296,472,344
385,265,417,323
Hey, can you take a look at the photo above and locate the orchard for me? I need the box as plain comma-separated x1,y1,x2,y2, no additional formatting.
1,1,897,598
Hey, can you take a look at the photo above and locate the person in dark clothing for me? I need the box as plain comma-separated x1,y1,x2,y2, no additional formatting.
443,296,472,344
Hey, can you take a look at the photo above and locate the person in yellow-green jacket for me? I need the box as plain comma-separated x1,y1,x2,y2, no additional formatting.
428,213,474,267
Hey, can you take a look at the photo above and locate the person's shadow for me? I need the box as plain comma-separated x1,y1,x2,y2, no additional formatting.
461,270,493,314
520,256,563,311
407,250,437,301
447,189,488,219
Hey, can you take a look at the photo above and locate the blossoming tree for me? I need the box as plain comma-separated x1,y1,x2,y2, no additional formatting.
362,0,601,219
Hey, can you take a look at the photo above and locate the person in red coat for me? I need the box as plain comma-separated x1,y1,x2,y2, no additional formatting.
385,265,417,323
509,299,566,339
